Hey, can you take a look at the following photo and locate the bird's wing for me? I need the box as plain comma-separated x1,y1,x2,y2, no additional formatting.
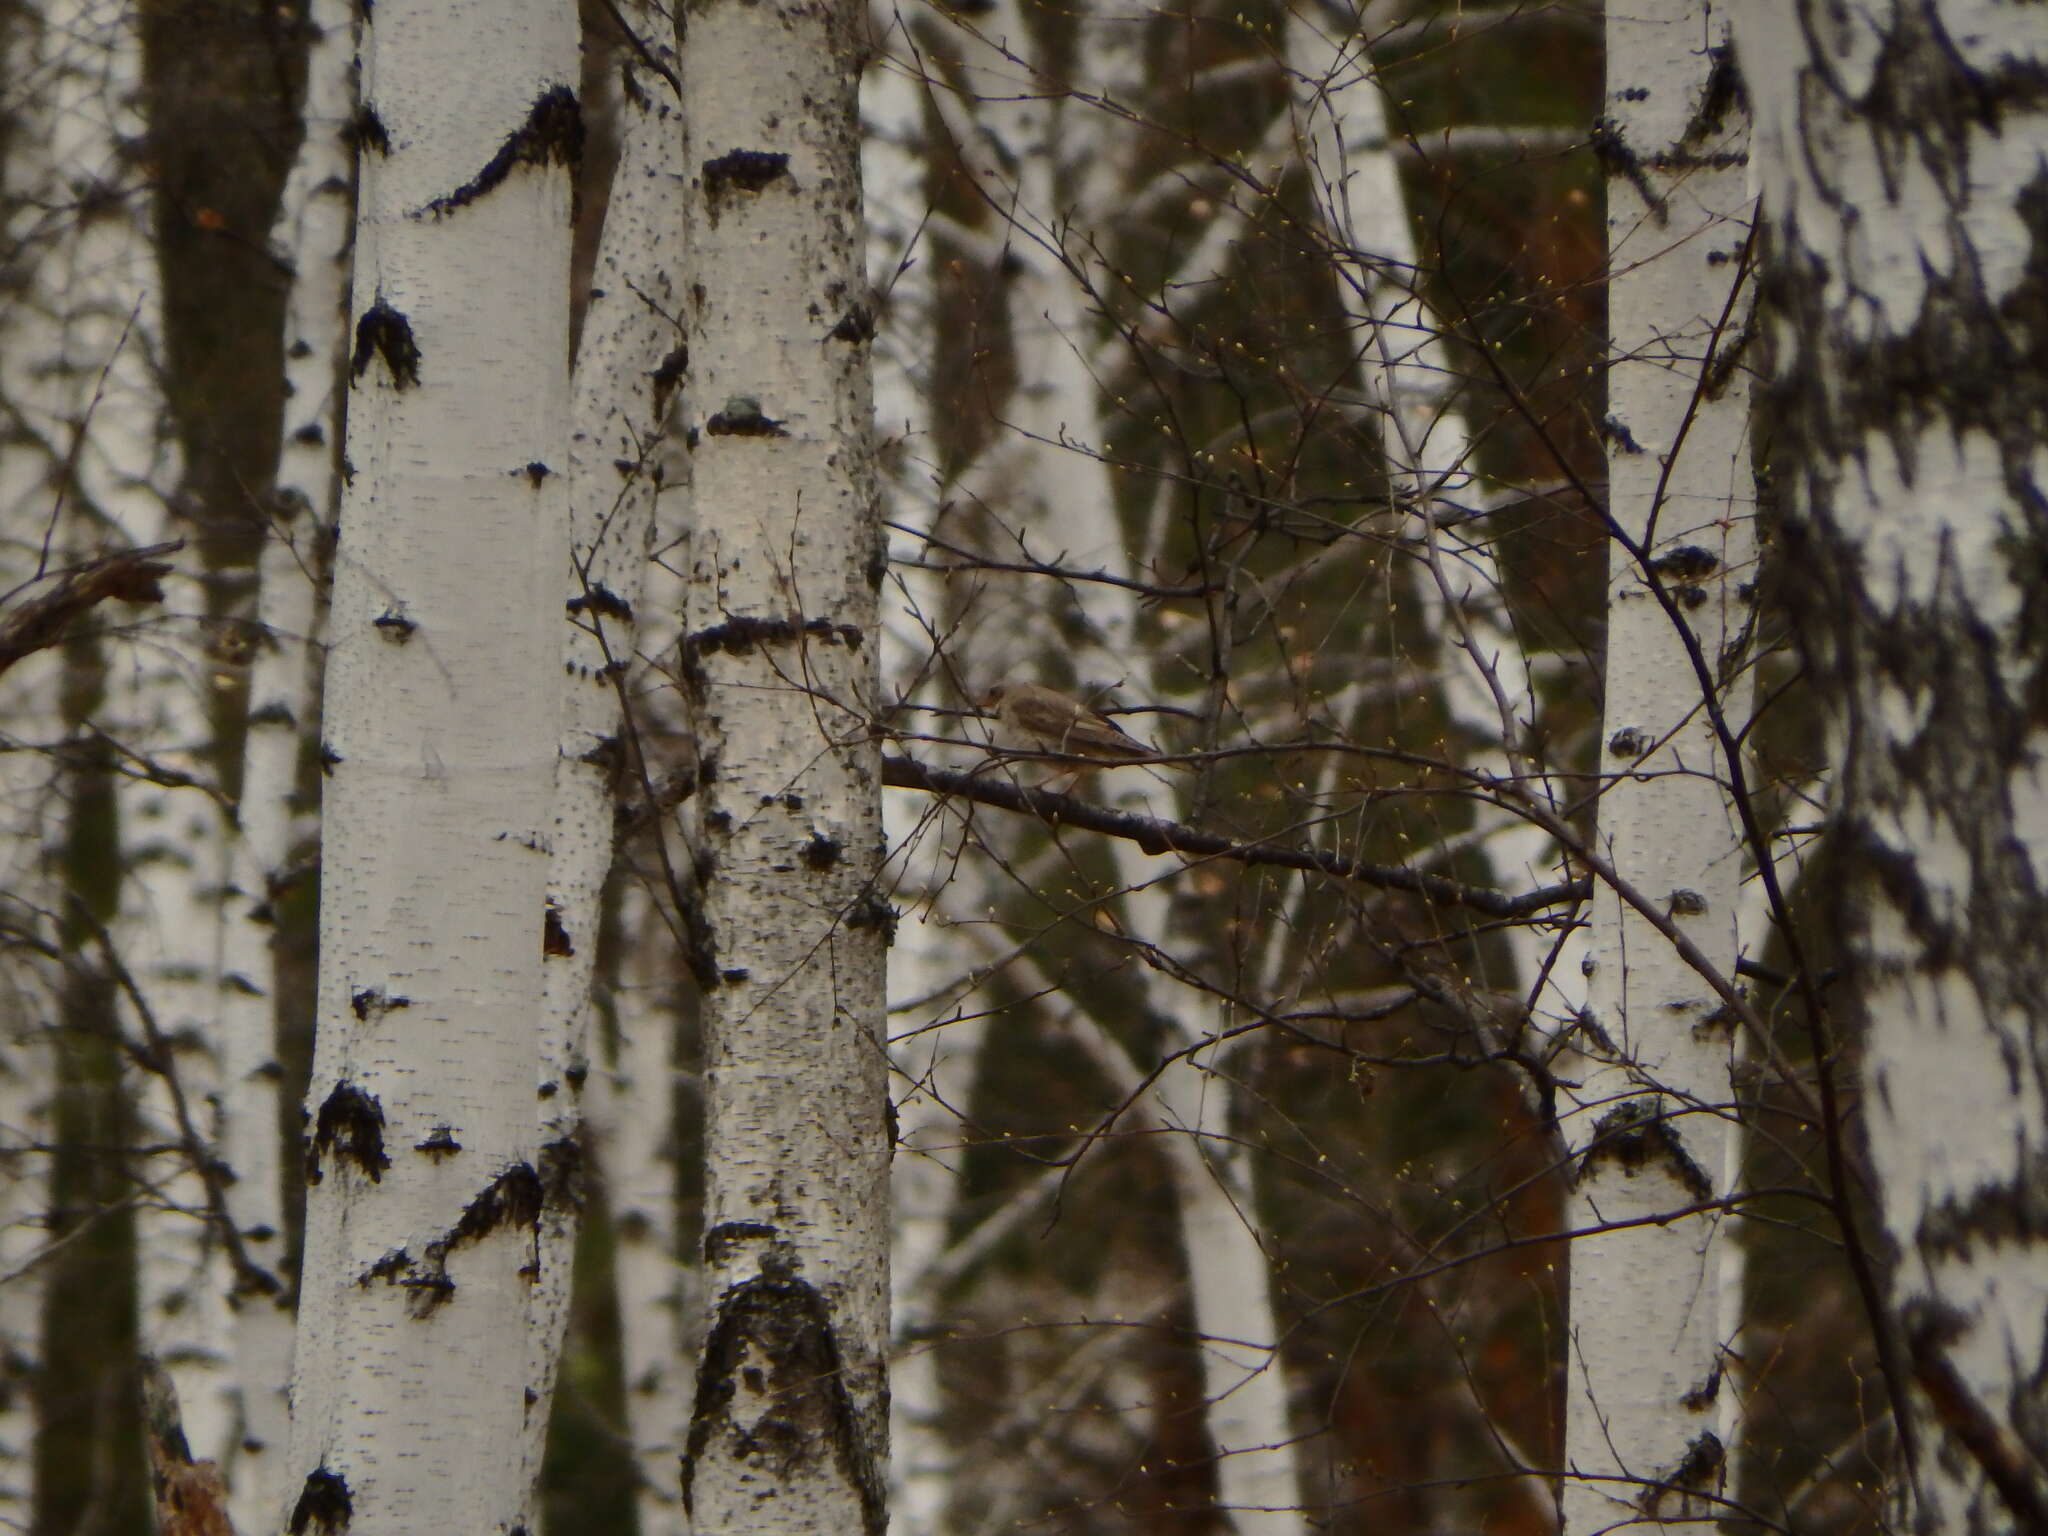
1010,689,1159,759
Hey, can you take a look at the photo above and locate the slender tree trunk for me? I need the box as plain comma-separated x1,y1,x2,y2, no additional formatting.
283,0,577,1527
674,0,891,1527
1729,4,2048,1533
864,25,997,1535
521,2,684,1515
587,888,694,1536
1564,3,1756,1529
215,2,357,1521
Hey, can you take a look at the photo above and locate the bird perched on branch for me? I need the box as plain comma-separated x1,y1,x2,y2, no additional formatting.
979,682,1168,767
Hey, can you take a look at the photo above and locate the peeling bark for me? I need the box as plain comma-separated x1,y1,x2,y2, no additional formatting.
1730,3,2048,1532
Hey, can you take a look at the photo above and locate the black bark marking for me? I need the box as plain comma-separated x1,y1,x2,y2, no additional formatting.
356,1162,548,1317
684,615,863,677
415,1125,461,1160
1903,1299,2048,1533
1916,1152,2048,1261
347,104,390,156
828,305,875,344
1650,544,1721,580
372,608,414,642
289,1469,353,1536
1607,727,1650,759
704,396,787,437
1637,1432,1724,1518
1680,1361,1724,1412
702,148,789,202
350,986,411,1022
359,1248,410,1285
567,584,634,623
350,302,420,388
318,742,342,775
420,85,582,219
1599,412,1644,454
800,833,842,871
539,1137,582,1215
451,1162,545,1247
543,900,574,957
1576,1097,1714,1203
1681,45,1742,144
703,1220,780,1269
845,892,899,945
652,344,688,416
310,1083,389,1184
680,1269,886,1536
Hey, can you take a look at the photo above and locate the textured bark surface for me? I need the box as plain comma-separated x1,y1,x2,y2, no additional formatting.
522,1,684,1516
1564,2,1757,1530
675,0,890,1528
1730,3,2048,1533
215,3,355,1519
283,0,577,1529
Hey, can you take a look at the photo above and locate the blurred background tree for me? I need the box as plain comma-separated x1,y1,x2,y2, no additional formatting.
0,1,1913,1535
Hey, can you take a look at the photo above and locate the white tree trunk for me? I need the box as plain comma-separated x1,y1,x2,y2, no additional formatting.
587,889,694,1536
674,0,891,1529
283,0,577,1527
15,0,237,1475
1564,3,1755,1529
1729,4,2048,1533
865,28,981,1536
520,5,684,1516
216,3,358,1520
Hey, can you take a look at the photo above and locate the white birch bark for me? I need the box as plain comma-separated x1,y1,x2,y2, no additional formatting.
0,746,54,1521
1563,4,1755,1529
520,7,684,1516
215,4,358,1519
587,890,693,1536
15,0,238,1474
1727,4,2048,1532
283,0,577,1527
0,0,70,1500
120,599,235,1471
865,29,981,1536
675,0,891,1527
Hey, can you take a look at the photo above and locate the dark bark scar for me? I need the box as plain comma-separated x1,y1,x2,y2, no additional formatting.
419,85,583,219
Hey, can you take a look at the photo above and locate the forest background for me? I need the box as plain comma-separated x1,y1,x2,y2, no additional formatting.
0,1,2038,1536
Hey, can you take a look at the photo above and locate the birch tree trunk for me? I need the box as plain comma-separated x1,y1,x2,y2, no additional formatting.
283,1,577,1527
521,4,684,1515
1564,3,1756,1528
674,0,891,1527
587,893,694,1536
864,28,979,1536
1728,4,2048,1532
14,0,235,1474
215,3,357,1518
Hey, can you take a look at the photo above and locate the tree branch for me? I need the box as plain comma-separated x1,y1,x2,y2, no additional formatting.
0,540,181,680
882,753,1585,919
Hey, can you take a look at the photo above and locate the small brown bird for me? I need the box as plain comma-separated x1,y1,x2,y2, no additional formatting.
979,682,1166,766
